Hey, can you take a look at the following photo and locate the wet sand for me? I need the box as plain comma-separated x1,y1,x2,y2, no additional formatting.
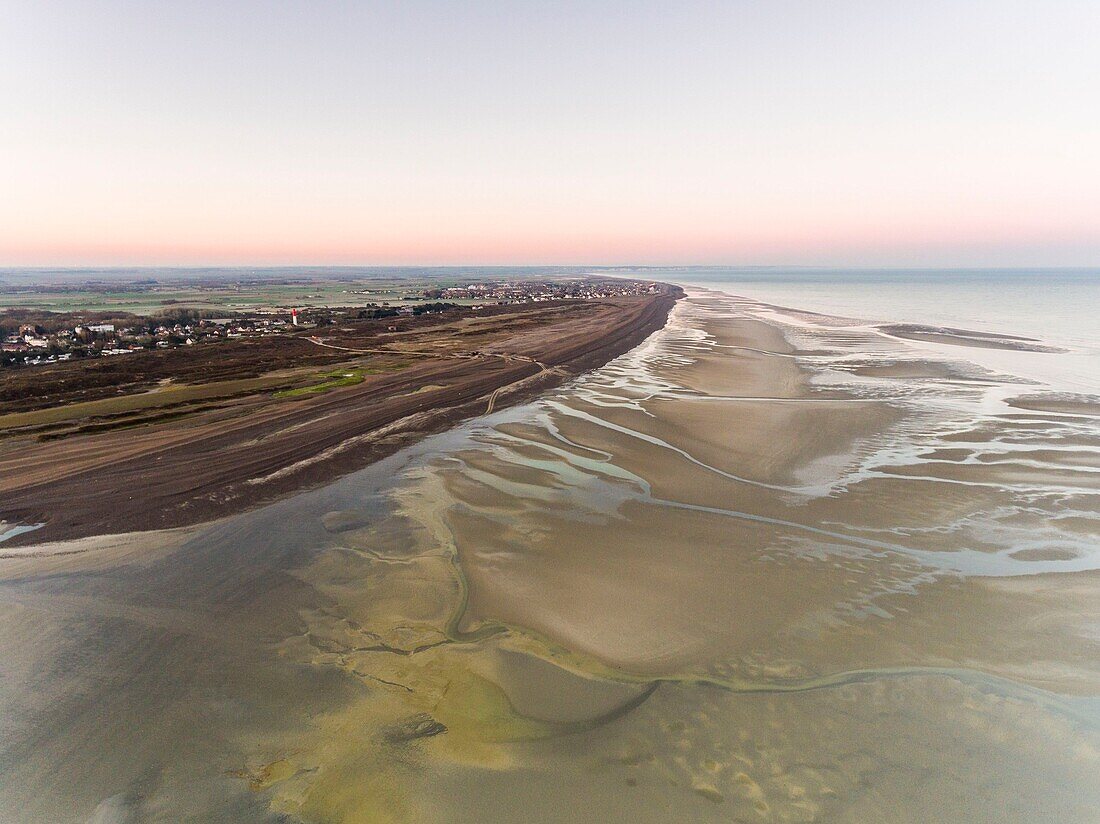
878,323,1070,353
1,286,1098,822
1006,393,1100,416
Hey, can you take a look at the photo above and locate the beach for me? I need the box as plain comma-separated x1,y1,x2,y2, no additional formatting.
1,277,1098,822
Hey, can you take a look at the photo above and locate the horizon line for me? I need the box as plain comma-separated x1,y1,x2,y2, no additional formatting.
3,263,1100,272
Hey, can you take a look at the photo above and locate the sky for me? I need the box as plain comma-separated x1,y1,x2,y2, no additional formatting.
1,0,1098,267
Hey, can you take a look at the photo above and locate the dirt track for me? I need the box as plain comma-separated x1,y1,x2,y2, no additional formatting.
0,291,679,545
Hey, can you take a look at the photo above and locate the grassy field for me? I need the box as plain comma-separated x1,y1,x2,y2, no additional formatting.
0,374,301,430
273,361,411,398
0,359,418,432
0,278,485,314
274,369,367,398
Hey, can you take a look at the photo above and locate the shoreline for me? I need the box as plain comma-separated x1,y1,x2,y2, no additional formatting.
2,281,1099,823
0,288,682,547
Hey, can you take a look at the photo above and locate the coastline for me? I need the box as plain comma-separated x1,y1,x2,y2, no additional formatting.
0,288,682,547
1,281,1098,823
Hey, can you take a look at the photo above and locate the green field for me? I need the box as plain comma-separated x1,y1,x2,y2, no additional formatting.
273,369,367,398
0,276,487,315
0,374,302,430
273,362,410,398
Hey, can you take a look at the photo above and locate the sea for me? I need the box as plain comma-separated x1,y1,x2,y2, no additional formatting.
621,267,1100,393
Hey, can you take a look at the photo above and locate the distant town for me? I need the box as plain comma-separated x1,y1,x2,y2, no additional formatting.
1,278,663,367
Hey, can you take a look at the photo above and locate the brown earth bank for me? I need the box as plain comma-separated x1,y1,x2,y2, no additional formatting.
0,288,681,545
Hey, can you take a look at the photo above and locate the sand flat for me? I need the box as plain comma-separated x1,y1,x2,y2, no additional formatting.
2,286,1098,822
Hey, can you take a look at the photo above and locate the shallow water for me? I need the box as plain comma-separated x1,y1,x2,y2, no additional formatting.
1,280,1098,822
669,267,1100,394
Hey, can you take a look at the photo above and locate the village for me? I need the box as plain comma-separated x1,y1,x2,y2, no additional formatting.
0,277,664,368
1,311,302,367
413,277,665,302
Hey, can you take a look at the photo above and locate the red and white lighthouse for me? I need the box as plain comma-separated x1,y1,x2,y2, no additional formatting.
291,308,299,326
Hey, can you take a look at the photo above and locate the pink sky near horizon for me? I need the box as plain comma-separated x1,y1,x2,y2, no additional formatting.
4,220,1095,268
2,1,1098,268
